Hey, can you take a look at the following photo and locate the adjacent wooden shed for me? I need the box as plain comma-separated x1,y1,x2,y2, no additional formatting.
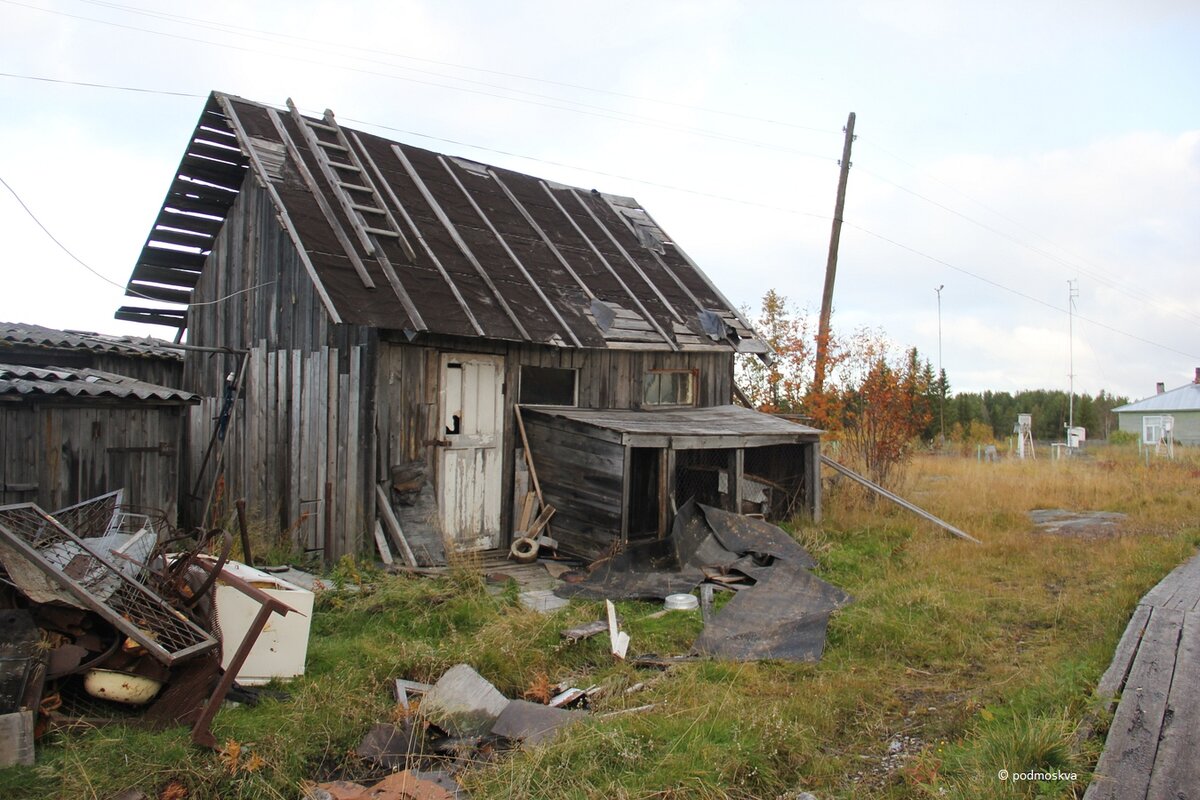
1,321,184,387
114,91,818,563
0,364,198,520
522,405,821,559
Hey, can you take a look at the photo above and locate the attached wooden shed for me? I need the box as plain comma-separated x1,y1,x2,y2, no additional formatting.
113,91,817,563
0,364,198,520
522,405,821,559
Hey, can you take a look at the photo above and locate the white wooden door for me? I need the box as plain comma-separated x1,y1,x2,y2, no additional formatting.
438,354,504,551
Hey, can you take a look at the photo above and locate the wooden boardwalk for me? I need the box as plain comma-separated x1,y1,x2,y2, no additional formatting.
1084,551,1200,800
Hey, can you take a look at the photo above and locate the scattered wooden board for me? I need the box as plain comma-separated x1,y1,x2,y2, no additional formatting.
560,619,609,642
373,521,395,566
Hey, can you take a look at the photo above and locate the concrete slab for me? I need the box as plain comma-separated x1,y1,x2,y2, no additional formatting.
419,663,510,737
519,589,569,614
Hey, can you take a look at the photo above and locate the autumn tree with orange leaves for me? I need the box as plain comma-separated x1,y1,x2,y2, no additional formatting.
738,290,936,486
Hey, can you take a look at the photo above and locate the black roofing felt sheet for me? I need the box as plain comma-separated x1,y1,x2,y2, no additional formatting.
554,497,850,662
691,561,851,661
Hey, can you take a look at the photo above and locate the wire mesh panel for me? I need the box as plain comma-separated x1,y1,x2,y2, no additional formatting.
50,490,124,539
675,449,732,510
0,503,217,666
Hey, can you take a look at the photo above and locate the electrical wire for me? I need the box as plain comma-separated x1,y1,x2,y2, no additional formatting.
0,71,203,98
13,4,1187,328
6,0,1190,326
842,221,1200,360
72,0,840,135
1,0,838,163
855,138,1200,328
1,174,272,308
0,75,1193,361
0,71,836,221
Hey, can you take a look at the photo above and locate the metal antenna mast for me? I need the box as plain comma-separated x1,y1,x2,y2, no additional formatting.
935,284,944,445
1068,279,1078,431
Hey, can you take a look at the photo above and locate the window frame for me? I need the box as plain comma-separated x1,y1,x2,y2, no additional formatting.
642,368,699,408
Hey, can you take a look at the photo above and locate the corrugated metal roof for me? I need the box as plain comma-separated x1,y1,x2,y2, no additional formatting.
117,92,767,355
1113,382,1200,414
1,322,184,361
0,364,198,403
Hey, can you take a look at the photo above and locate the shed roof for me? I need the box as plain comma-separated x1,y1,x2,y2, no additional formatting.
117,92,766,355
0,364,198,403
1,322,184,361
522,404,821,448
1113,382,1200,414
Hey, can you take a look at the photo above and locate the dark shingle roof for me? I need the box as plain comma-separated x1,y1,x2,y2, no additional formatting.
0,363,198,403
117,92,766,355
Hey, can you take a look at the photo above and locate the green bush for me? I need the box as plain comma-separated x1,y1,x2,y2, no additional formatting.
1107,429,1137,446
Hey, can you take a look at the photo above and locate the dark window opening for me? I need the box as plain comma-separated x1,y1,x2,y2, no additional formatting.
519,366,577,406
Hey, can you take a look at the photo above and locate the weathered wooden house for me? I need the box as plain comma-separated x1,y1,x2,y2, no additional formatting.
0,363,197,518
116,91,820,562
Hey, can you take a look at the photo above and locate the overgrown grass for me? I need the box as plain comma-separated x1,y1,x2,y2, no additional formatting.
3,444,1198,799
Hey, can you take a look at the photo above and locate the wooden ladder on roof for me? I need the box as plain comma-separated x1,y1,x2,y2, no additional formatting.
286,99,416,263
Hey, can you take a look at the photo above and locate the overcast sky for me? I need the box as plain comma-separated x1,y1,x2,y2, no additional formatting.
2,0,1197,404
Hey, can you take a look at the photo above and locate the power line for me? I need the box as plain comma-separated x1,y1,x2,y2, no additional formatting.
0,174,271,308
0,71,203,98
2,0,838,163
340,115,836,220
0,71,836,221
25,2,1188,328
855,138,1200,328
842,221,1200,361
7,0,1190,330
1,74,1193,361
72,0,840,136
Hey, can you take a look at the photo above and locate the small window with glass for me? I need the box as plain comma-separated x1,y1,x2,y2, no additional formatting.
643,369,697,407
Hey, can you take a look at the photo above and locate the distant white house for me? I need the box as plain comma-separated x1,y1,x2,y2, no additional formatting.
1113,370,1200,446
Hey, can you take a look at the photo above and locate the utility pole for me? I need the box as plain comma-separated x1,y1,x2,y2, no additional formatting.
935,284,944,445
1067,279,1078,433
813,111,856,394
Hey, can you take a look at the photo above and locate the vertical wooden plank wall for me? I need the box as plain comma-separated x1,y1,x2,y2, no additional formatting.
0,404,184,519
185,343,369,559
178,173,375,560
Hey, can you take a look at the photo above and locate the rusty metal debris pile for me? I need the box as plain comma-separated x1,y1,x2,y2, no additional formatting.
0,490,304,764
